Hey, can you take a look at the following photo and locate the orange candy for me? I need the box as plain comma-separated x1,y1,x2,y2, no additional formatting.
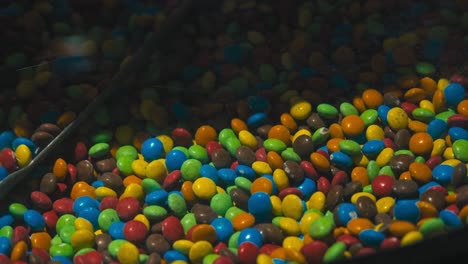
10,241,27,262
280,113,298,132
310,152,330,172
432,89,446,114
408,162,432,183
399,171,412,180
232,212,255,231
250,177,273,195
30,232,52,250
123,175,142,186
408,120,428,133
268,125,292,145
404,88,426,103
352,96,367,113
362,89,384,109
329,123,344,139
267,151,284,170
347,218,374,235
408,132,433,156
351,166,370,187
231,118,248,134
191,224,217,244
416,201,438,219
70,181,96,200
181,181,196,203
53,158,68,180
457,99,468,116
340,115,365,137
326,138,342,153
195,125,217,146
388,220,417,237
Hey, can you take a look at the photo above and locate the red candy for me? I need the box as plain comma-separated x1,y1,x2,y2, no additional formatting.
213,242,228,254
161,216,184,243
74,251,103,264
206,141,223,156
371,175,395,197
74,142,88,162
259,244,281,255
12,226,30,245
213,256,235,264
317,177,331,194
52,198,74,215
123,220,148,243
99,196,119,211
356,247,377,256
237,242,259,264
278,187,303,200
30,191,52,211
380,237,400,250
162,170,181,190
255,148,267,162
42,210,58,230
301,241,328,264
401,101,417,117
301,161,319,180
426,156,443,169
331,170,348,186
0,148,17,172
172,128,193,147
116,197,141,221
337,234,360,247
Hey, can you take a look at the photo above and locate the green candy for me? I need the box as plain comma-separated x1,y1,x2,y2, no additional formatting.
180,159,202,181
394,150,415,157
98,209,120,232
272,217,282,226
338,140,361,156
139,253,149,263
56,214,76,233
88,143,110,159
415,156,426,163
263,138,287,153
228,231,241,249
188,145,209,163
51,235,63,246
172,146,190,157
141,178,162,194
91,130,113,144
116,156,135,176
415,62,436,75
108,239,127,257
324,242,346,263
435,109,456,122
115,145,138,160
235,177,252,191
9,203,27,218
210,193,233,216
225,137,242,156
225,207,244,221
59,225,76,243
452,139,468,162
312,127,330,146
281,148,301,162
203,254,220,264
309,216,334,239
74,248,95,257
340,102,359,116
304,208,324,216
379,166,395,177
218,128,237,147
143,205,168,221
50,243,74,258
412,108,435,123
317,103,338,119
181,213,197,233
0,226,13,239
363,184,373,193
420,218,445,237
168,193,187,218
360,109,378,126
367,160,380,182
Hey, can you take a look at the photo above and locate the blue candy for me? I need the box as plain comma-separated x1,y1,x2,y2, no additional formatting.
73,196,100,214
200,164,219,184
218,168,237,186
0,236,11,255
0,167,8,181
432,164,454,185
0,131,15,150
78,207,100,229
108,221,125,239
377,105,390,125
165,149,187,171
141,138,164,162
51,256,73,264
426,118,448,139
23,209,46,231
92,180,104,188
330,151,353,168
235,165,256,181
361,140,385,158
164,250,188,262
211,217,234,242
11,137,36,154
297,178,317,199
248,192,272,221
247,112,267,127
440,209,463,230
145,190,169,206
358,229,386,247
443,83,465,107
238,227,263,247
448,127,468,141
0,215,13,229
418,181,441,195
337,203,358,225
394,200,420,223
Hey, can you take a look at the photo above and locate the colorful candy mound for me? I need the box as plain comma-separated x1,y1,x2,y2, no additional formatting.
0,0,468,264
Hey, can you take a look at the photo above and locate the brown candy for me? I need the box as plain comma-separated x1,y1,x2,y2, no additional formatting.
283,160,304,185
306,113,326,130
343,181,363,201
29,253,45,264
374,213,393,226
394,129,411,150
145,234,170,254
229,188,249,211
235,146,256,166
255,223,285,245
95,158,116,173
356,196,377,219
389,154,415,176
95,233,112,252
456,189,468,209
191,203,218,224
36,123,61,137
292,135,314,157
99,172,123,192
392,179,419,199
383,92,401,107
39,172,57,195
326,185,343,211
211,148,232,169
101,250,114,264
31,131,54,148
452,162,467,187
76,160,94,183
421,189,446,211
257,124,273,139
146,253,162,264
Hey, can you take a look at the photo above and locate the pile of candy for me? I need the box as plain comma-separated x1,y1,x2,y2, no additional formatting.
0,0,468,264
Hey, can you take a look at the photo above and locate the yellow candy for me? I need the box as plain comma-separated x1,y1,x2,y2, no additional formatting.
277,217,301,236
307,191,326,212
120,183,144,200
173,239,194,255
290,101,312,120
300,212,321,235
351,192,376,204
273,169,289,191
366,124,385,141
282,236,304,252
145,160,167,182
282,194,304,220
189,241,213,263
192,177,217,199
252,161,273,175
442,159,461,167
419,99,435,113
443,147,455,160
74,218,94,232
376,197,395,213
238,130,258,149
431,139,446,157
353,153,369,167
292,129,312,143
257,253,274,264
70,229,94,250
15,144,32,168
133,214,150,230
117,242,139,264
56,111,76,129
270,195,283,216
95,186,117,200
131,159,148,178
376,147,394,167
400,231,423,246
387,107,409,130
156,134,173,155
437,78,450,90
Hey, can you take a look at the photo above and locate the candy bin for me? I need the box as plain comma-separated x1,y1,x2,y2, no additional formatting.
0,0,468,264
